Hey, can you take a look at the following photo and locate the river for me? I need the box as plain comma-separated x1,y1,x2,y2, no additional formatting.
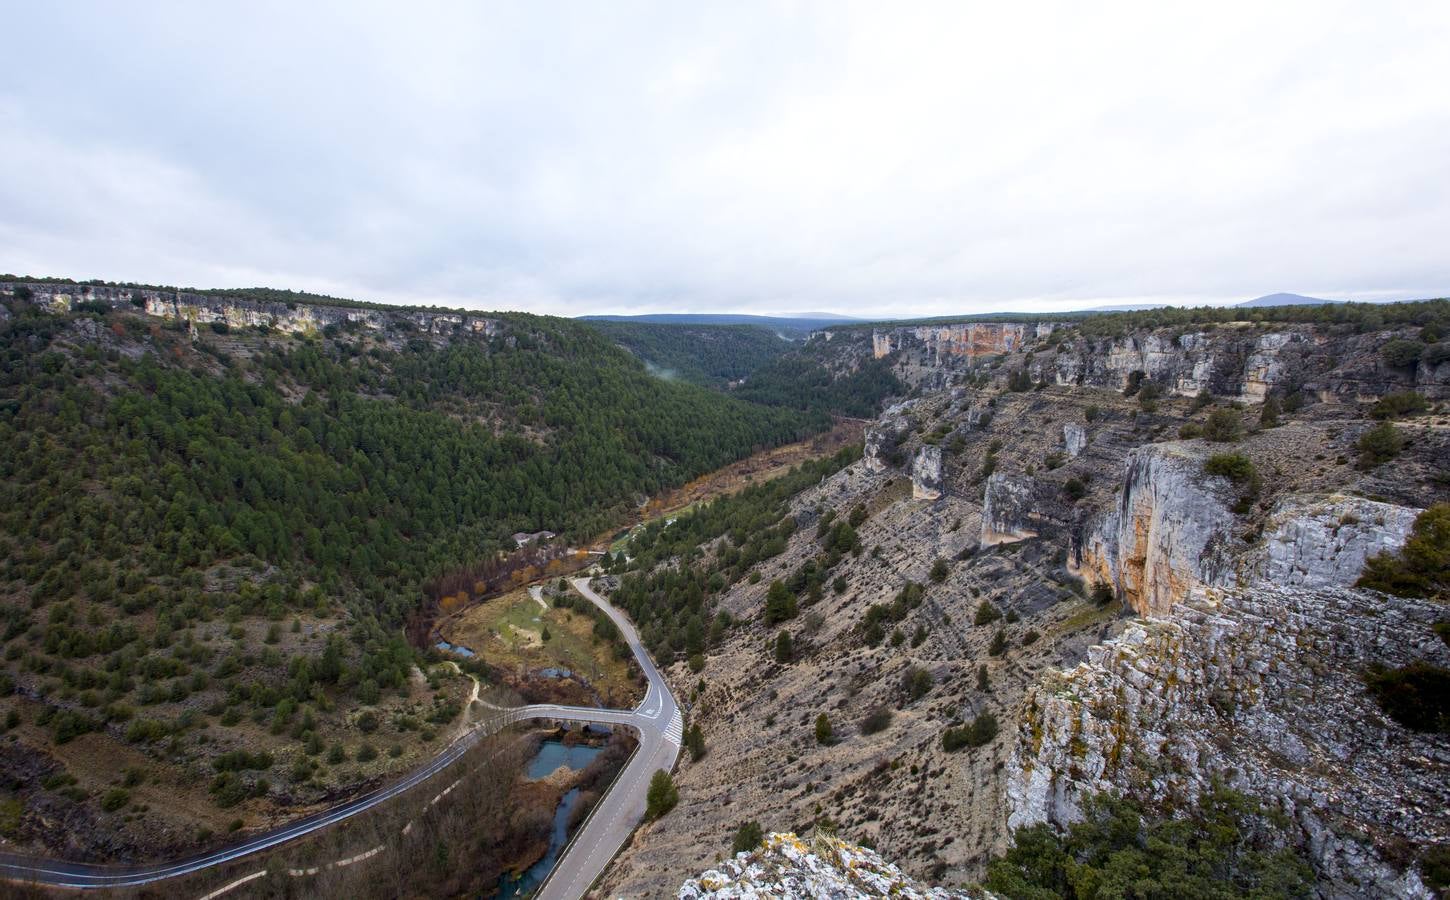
494,740,604,897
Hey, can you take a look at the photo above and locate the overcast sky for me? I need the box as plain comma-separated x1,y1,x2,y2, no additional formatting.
3,2,1449,318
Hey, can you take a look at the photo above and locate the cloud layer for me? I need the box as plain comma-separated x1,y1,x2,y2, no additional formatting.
4,1,1449,316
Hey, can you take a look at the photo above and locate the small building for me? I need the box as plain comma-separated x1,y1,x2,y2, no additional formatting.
512,530,556,549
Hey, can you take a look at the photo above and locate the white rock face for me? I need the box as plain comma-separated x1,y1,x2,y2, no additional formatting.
678,832,986,900
1256,494,1421,589
863,401,916,473
1072,445,1238,616
911,445,944,500
980,473,1037,545
1062,422,1087,458
1007,584,1449,899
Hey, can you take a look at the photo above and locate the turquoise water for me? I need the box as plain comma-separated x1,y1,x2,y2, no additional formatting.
525,740,601,780
494,741,603,897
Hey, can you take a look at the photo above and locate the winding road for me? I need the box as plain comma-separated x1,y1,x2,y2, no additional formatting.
0,577,681,899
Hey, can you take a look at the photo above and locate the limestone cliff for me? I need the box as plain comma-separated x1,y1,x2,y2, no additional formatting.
853,317,1447,404
1007,584,1450,898
980,473,1038,545
1071,444,1239,616
1,281,500,339
912,445,944,500
1253,494,1421,589
872,322,1054,362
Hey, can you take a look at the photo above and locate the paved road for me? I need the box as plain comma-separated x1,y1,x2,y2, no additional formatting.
0,576,681,898
533,577,682,900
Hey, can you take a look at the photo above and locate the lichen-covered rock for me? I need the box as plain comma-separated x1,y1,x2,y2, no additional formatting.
912,445,944,500
1071,445,1238,616
1007,584,1450,899
980,473,1036,545
1062,422,1086,458
1254,494,1421,589
677,832,986,899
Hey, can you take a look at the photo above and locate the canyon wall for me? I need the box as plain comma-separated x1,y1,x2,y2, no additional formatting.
1071,445,1239,616
0,281,500,339
872,322,1056,362
859,318,1447,403
1007,584,1450,898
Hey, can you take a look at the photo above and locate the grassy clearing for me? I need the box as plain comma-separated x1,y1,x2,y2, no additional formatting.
1056,597,1124,635
440,589,643,706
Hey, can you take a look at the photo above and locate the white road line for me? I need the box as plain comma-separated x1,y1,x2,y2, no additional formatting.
196,869,266,899
334,846,383,868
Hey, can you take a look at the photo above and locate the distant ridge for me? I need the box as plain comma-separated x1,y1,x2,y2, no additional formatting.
579,312,859,338
581,313,857,325
1237,292,1340,308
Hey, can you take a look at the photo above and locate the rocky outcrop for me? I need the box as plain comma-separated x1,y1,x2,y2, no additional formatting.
0,281,500,339
863,402,915,473
1062,422,1086,458
1253,494,1421,589
678,832,985,899
872,322,1057,362
852,315,1449,404
980,473,1037,545
911,446,944,501
1007,584,1450,898
1071,445,1238,616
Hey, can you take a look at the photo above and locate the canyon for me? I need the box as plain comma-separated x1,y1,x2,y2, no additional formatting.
598,308,1449,898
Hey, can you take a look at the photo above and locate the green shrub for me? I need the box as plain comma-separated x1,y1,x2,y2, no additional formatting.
1204,453,1256,485
100,788,130,812
985,786,1313,898
1422,844,1450,893
1357,422,1404,469
1370,391,1429,419
974,601,1002,626
645,769,678,820
1202,408,1243,442
1357,504,1450,597
1259,396,1281,427
988,629,1007,656
942,711,998,752
814,713,833,745
1363,662,1450,733
773,630,793,664
902,665,933,701
860,706,893,735
1381,339,1425,368
209,772,251,808
929,558,949,583
1062,478,1087,501
0,798,20,836
731,821,765,856
1422,342,1450,366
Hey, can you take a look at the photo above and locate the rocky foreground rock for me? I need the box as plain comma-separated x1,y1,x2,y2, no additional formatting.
677,832,987,899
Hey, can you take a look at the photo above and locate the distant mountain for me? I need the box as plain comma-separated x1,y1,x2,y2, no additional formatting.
1081,303,1173,312
580,313,857,338
1237,292,1340,308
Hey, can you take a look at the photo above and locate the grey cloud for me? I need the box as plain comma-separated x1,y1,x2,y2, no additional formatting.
3,1,1448,317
